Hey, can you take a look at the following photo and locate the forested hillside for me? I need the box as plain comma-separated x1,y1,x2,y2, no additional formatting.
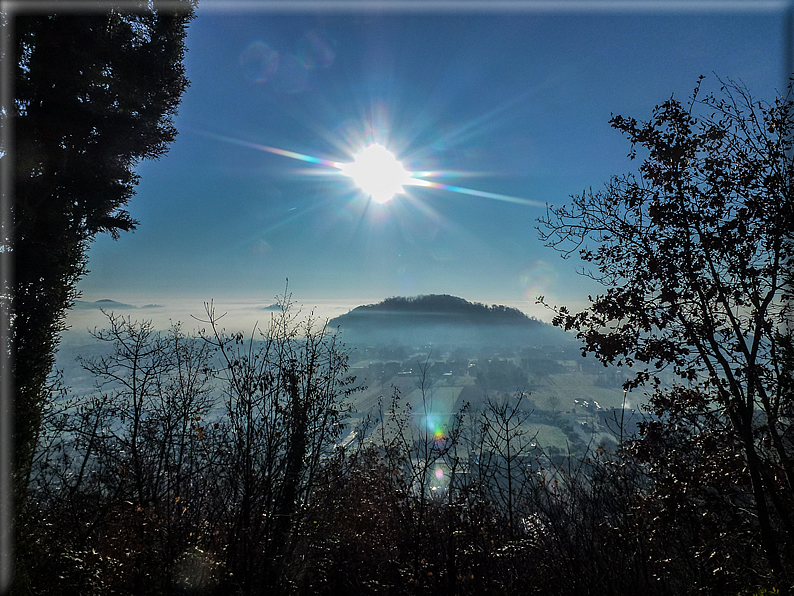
331,295,566,347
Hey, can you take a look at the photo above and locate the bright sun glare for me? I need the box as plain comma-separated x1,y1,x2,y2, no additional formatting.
339,144,411,203
202,129,547,209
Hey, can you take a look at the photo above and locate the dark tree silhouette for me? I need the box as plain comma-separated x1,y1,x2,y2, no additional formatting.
29,313,216,594
474,391,536,539
26,295,358,594
6,3,194,590
196,296,358,595
538,77,794,585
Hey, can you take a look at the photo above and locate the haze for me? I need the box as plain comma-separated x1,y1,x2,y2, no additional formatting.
71,2,785,330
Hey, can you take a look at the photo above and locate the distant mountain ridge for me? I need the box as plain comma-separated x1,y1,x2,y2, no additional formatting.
74,299,163,310
330,295,563,347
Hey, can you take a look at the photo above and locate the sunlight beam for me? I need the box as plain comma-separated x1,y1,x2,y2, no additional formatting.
195,128,547,208
407,178,547,207
191,129,343,167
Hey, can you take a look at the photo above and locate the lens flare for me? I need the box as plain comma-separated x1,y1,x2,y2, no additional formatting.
297,30,335,69
520,260,557,300
426,414,446,442
194,127,546,208
240,41,279,83
407,178,545,207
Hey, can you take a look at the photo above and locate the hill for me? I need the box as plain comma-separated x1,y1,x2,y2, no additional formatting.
329,294,570,347
73,299,136,310
73,299,163,310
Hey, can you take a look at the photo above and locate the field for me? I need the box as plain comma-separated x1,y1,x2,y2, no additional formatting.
344,349,629,456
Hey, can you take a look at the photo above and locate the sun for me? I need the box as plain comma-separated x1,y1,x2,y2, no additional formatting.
200,129,547,208
339,144,411,204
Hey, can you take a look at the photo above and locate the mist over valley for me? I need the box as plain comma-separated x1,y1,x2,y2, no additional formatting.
55,294,636,460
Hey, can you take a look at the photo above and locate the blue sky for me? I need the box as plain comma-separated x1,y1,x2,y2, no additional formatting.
73,1,788,325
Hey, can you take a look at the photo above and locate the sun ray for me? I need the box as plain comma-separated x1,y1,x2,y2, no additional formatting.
406,178,547,207
409,170,486,179
191,128,343,168
193,127,546,208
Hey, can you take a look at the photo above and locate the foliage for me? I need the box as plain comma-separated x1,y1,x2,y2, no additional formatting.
29,313,217,594
538,77,794,585
474,359,529,392
7,4,195,589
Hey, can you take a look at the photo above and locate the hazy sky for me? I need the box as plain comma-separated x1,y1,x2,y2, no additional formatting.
73,1,787,325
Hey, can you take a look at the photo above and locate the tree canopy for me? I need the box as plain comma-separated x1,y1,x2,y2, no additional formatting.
538,77,794,583
5,3,195,590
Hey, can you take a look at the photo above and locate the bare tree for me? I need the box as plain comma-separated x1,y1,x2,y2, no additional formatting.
29,310,217,593
195,293,357,594
538,78,794,582
475,391,536,539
